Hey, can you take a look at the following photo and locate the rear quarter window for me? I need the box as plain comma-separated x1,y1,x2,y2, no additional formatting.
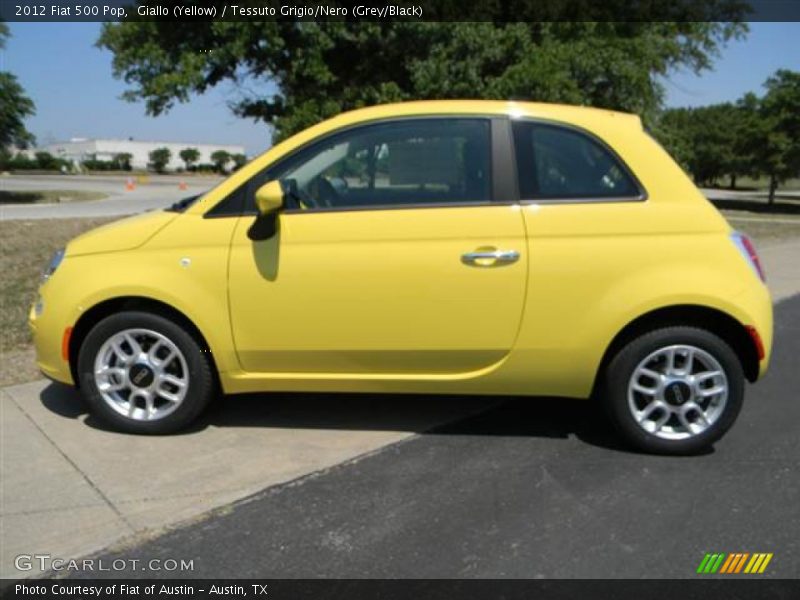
512,121,642,201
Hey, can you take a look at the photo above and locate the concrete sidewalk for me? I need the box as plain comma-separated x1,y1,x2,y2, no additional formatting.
1,237,797,579
0,384,495,578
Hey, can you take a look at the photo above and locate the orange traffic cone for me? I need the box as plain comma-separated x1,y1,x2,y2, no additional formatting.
179,180,187,191
125,177,135,191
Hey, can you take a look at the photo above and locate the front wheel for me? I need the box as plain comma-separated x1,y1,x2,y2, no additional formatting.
77,311,215,434
600,326,744,455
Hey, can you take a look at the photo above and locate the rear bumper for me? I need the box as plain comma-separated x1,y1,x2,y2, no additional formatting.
736,282,773,380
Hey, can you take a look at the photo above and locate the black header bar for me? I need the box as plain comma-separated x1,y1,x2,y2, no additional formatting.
2,0,800,22
4,579,800,600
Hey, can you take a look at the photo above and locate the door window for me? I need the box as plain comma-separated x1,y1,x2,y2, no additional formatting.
265,118,491,210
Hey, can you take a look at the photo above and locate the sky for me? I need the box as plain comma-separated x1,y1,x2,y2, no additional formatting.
2,22,273,156
3,22,799,157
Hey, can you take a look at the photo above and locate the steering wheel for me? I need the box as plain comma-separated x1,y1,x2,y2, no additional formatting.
284,181,318,210
317,177,340,208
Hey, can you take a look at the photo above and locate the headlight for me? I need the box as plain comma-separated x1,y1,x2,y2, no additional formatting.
43,248,65,281
33,297,44,318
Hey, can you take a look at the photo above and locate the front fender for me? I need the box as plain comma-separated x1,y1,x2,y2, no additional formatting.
32,243,237,385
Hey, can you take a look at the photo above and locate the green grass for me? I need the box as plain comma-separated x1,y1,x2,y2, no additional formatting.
0,190,107,204
0,217,117,385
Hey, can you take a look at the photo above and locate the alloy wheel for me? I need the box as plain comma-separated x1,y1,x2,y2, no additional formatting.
627,344,728,440
93,328,189,421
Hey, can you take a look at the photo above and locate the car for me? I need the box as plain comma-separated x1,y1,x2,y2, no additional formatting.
29,100,772,454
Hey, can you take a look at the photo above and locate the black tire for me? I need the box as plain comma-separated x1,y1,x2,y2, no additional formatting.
77,311,215,434
599,326,744,455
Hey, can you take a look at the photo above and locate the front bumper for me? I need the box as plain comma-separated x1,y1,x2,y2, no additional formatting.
29,296,75,386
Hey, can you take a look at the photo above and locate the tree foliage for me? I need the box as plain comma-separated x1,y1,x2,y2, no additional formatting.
656,103,744,185
231,153,247,170
657,70,800,203
179,147,200,169
758,70,800,202
98,15,746,141
0,24,36,149
113,152,133,170
148,147,171,173
82,153,131,171
0,151,71,171
210,149,231,173
34,151,59,170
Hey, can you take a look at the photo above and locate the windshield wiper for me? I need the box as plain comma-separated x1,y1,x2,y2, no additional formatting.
166,195,201,213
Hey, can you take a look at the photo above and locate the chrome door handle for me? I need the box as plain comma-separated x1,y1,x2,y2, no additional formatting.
461,249,520,267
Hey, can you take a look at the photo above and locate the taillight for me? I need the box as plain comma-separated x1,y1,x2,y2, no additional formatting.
731,232,766,282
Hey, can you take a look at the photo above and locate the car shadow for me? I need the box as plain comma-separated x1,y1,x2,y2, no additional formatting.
38,381,683,455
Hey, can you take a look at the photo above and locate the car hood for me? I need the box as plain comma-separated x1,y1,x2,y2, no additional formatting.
66,210,179,257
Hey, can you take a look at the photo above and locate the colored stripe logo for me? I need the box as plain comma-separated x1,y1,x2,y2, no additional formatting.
697,552,773,574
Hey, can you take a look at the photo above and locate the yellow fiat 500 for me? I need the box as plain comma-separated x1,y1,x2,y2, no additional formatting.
30,101,772,454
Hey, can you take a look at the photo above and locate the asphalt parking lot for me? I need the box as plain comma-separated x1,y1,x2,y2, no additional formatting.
49,293,798,579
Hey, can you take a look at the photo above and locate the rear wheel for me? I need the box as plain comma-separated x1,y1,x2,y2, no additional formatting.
600,326,744,455
77,311,215,434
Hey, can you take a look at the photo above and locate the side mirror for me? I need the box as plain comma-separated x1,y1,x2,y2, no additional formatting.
249,180,284,241
254,180,285,215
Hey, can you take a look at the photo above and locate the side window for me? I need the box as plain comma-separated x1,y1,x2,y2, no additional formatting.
512,122,640,200
266,118,491,210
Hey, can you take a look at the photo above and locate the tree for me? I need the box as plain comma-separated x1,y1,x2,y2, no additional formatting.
692,104,739,186
655,69,800,202
652,107,696,173
148,147,171,173
34,151,58,170
179,147,200,170
656,104,741,186
113,152,133,170
231,153,247,170
83,153,119,171
98,11,747,142
757,70,800,204
210,150,230,173
657,98,780,190
729,93,764,189
0,24,36,149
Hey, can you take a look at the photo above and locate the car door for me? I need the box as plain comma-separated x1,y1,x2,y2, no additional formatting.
227,117,528,375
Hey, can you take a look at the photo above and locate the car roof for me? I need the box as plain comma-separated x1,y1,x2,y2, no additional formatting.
326,100,643,131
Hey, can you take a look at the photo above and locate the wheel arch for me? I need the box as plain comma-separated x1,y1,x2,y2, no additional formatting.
593,304,761,394
68,296,219,389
